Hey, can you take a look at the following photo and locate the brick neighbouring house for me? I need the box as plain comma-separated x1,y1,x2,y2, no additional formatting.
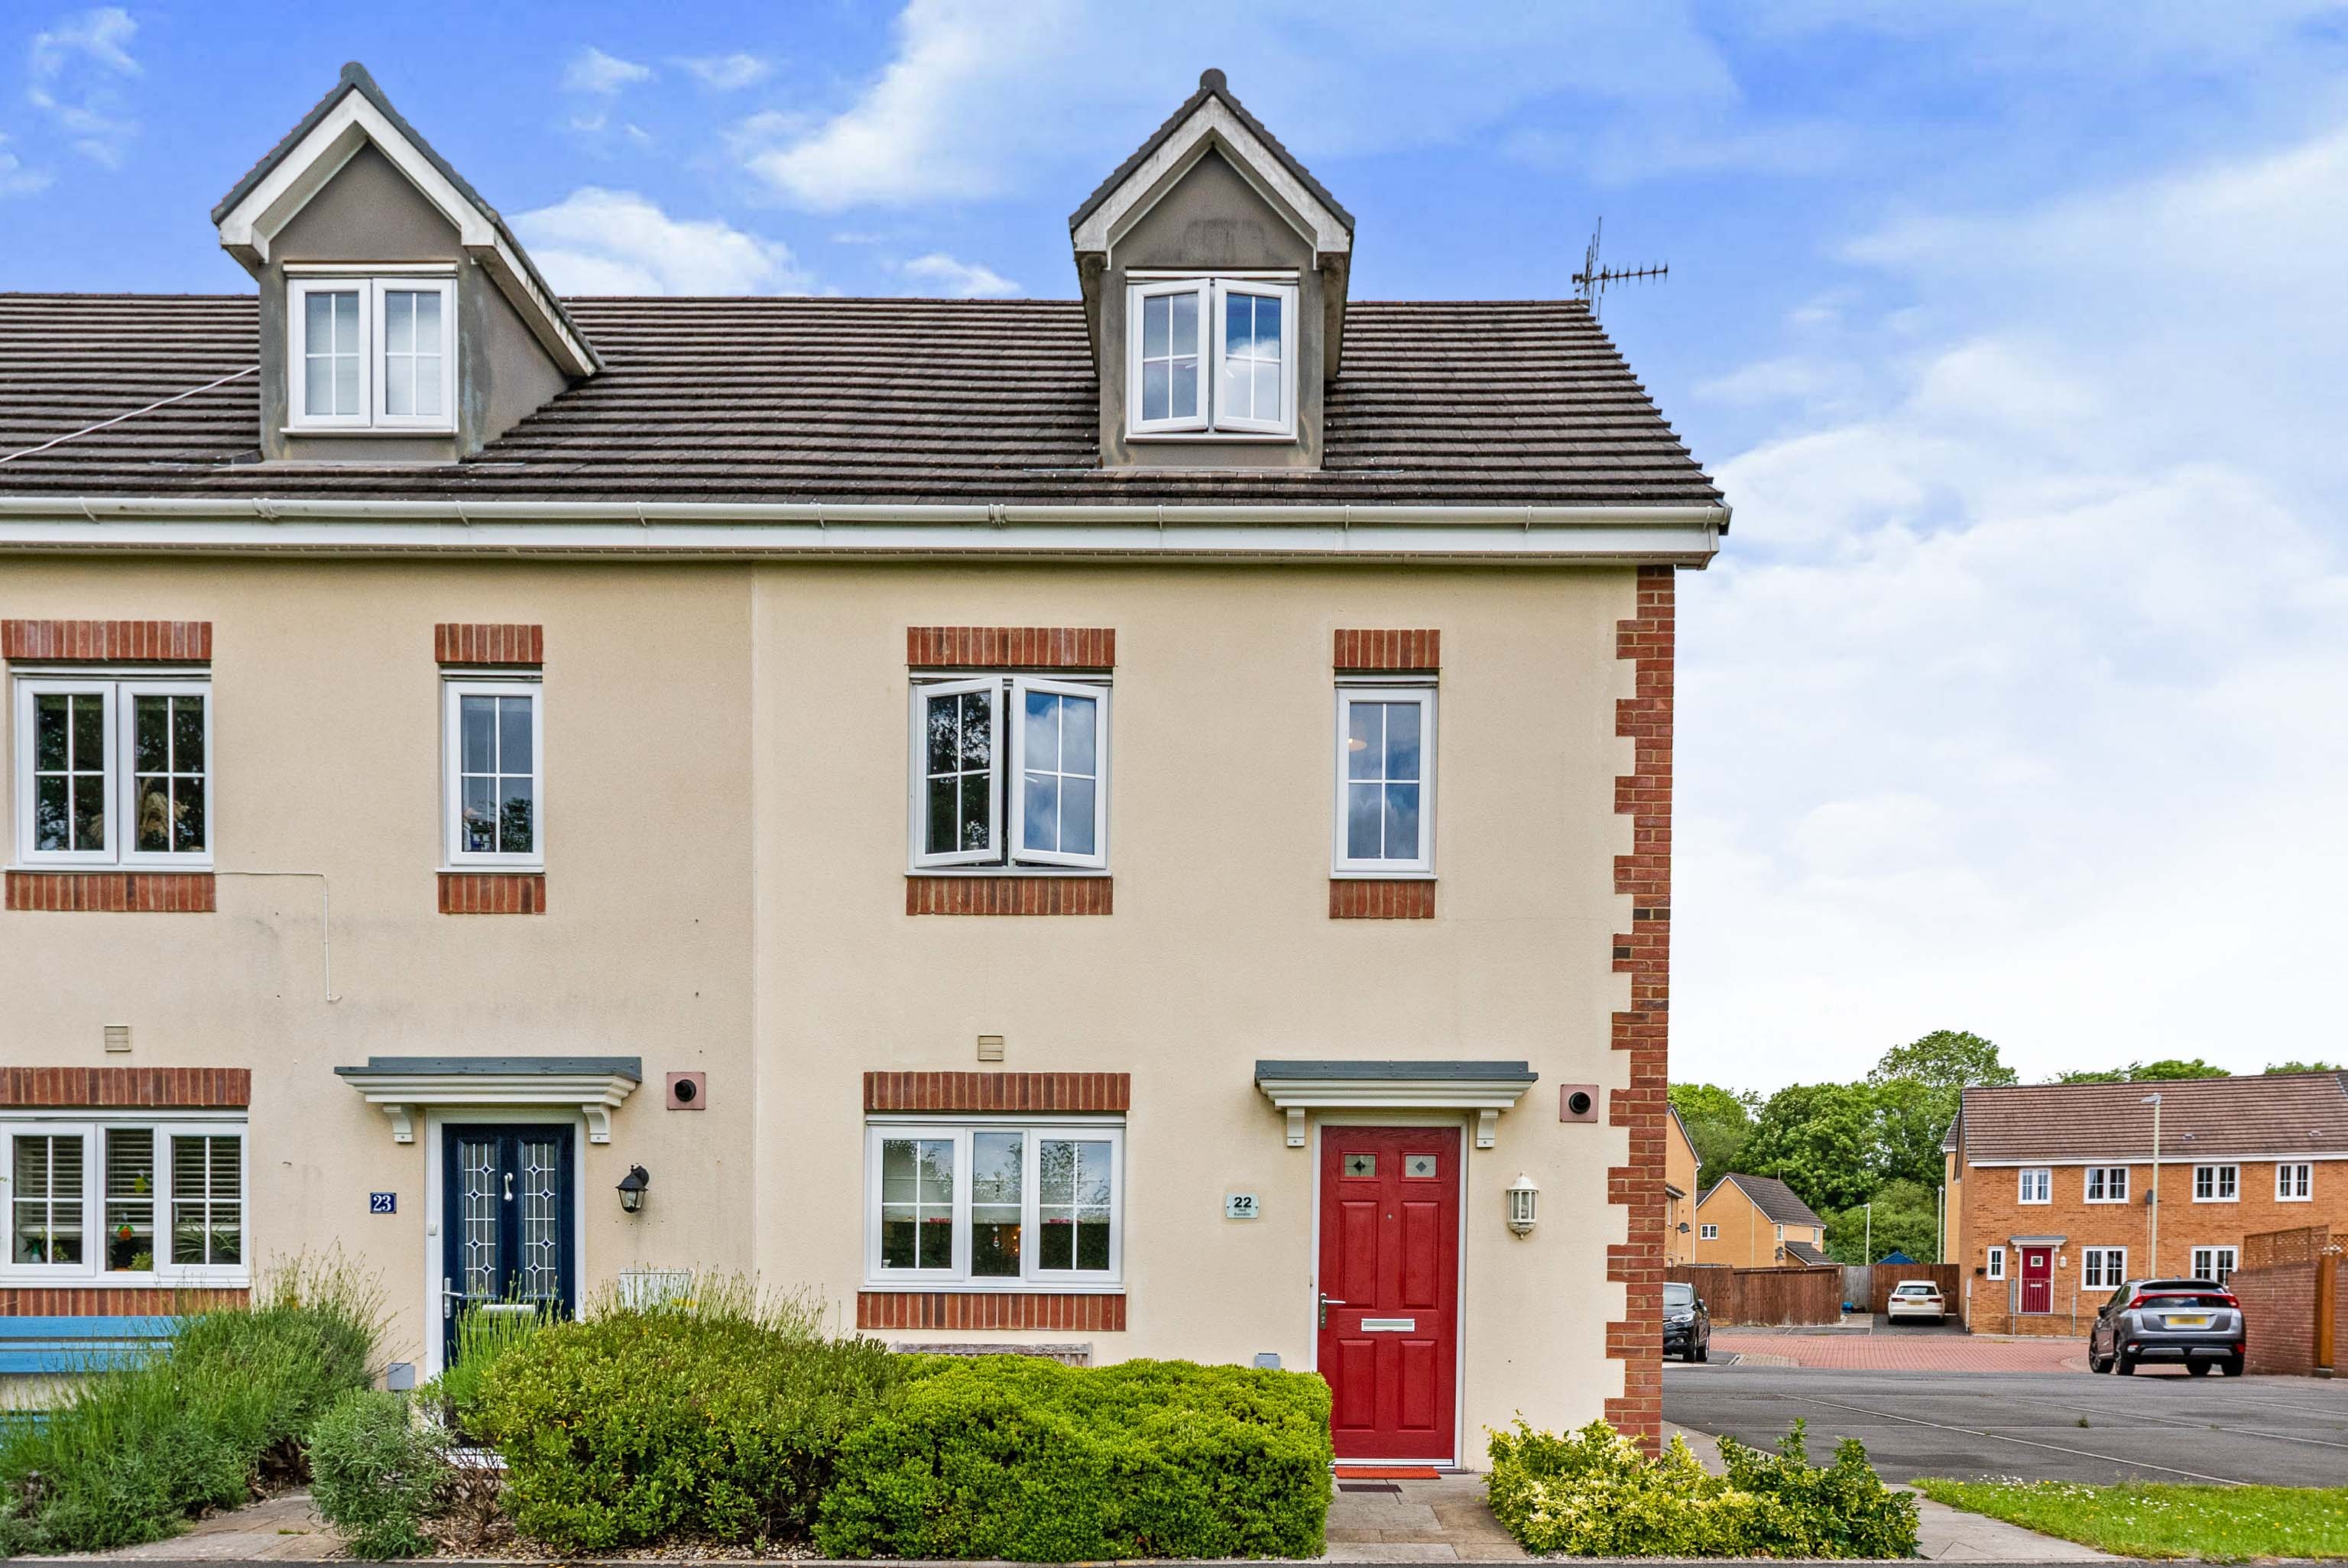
1692,1172,1830,1268
1944,1073,2348,1336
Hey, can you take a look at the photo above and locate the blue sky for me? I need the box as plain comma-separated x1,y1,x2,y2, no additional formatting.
7,2,2346,1089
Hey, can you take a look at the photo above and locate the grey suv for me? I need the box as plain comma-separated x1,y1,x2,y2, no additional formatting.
2087,1277,2245,1376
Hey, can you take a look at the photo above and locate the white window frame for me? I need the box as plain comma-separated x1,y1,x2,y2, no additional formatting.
2190,1245,2237,1284
1008,678,1111,870
441,677,543,870
1208,279,1299,436
2191,1163,2238,1203
2081,1246,2127,1291
2017,1167,2051,1204
1986,1246,2006,1281
0,1115,249,1288
2277,1161,2314,1201
2084,1165,2129,1203
1332,682,1436,876
1124,276,1299,439
13,675,213,870
1126,277,1211,435
862,1119,1124,1291
1699,1223,1718,1240
286,276,457,434
907,675,1109,873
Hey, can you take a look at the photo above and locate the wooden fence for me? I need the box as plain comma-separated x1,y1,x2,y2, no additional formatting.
1869,1262,1962,1316
1668,1263,1842,1326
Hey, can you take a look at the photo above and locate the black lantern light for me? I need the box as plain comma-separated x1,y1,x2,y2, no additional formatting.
617,1164,650,1214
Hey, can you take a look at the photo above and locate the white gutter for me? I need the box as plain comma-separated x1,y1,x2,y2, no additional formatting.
0,496,1727,565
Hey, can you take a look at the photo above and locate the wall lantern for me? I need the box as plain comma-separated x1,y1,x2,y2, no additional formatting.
1506,1174,1539,1237
617,1165,650,1214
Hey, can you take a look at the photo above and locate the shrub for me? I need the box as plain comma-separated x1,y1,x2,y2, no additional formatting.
0,1256,381,1554
307,1390,446,1559
1487,1417,1916,1559
470,1286,904,1551
430,1305,544,1437
814,1356,1332,1561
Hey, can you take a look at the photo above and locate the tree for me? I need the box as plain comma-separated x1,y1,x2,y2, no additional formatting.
1669,1082,1756,1191
2266,1061,2342,1074
2053,1059,2232,1084
1737,1082,1879,1213
1869,1029,2016,1093
1822,1178,1940,1265
1870,1076,1954,1191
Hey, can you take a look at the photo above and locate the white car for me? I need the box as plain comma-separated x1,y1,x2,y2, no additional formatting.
1886,1281,1947,1323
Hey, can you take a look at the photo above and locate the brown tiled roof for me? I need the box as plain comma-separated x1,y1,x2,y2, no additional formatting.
0,293,1720,508
1700,1173,1828,1229
1782,1239,1832,1266
1956,1073,2348,1163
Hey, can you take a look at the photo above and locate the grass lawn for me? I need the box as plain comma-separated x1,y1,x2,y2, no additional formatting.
1913,1479,2348,1562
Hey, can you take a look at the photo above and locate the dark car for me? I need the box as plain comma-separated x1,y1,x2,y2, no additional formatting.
2088,1277,2245,1376
1664,1281,1711,1362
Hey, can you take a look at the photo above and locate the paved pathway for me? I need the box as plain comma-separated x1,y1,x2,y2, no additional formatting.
1322,1473,1526,1563
1712,1330,2086,1373
56,1492,342,1561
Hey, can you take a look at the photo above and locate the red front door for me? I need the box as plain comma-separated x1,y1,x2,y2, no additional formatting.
1318,1126,1461,1462
2021,1247,2053,1314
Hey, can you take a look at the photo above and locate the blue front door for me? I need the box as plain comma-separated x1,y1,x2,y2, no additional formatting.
441,1123,575,1359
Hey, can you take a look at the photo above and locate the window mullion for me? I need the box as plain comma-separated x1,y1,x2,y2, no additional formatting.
953,1127,973,1283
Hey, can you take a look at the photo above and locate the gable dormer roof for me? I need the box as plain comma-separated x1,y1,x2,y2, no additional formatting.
211,61,598,377
1069,68,1354,255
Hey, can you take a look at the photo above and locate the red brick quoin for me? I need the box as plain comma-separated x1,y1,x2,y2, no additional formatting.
0,1067,251,1108
906,627,1116,670
864,1072,1130,1114
1,620,210,663
857,1291,1125,1332
6,871,216,913
434,624,543,666
1607,566,1675,1453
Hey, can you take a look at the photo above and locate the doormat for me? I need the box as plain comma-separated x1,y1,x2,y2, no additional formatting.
1334,1466,1442,1479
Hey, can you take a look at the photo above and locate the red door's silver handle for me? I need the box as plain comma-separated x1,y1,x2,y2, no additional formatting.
1319,1294,1348,1327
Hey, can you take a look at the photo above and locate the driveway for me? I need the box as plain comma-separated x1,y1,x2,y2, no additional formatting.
1665,1362,2348,1485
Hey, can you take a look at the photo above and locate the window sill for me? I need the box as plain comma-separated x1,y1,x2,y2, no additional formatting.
1124,430,1299,444
863,1281,1124,1295
906,875,1111,916
5,870,216,912
281,425,456,438
0,1272,251,1291
1330,868,1435,880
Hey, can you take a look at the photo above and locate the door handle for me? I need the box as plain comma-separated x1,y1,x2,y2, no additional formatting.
1319,1294,1348,1327
504,1171,514,1203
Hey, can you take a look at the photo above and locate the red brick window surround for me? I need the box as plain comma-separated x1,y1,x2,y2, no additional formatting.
864,1072,1130,1113
438,872,546,915
1332,633,1438,914
0,1067,251,1107
435,624,543,666
1334,628,1439,673
906,627,1115,671
2,620,211,664
2,1286,248,1317
1328,880,1435,920
905,876,1110,916
6,871,216,913
858,1291,1124,1332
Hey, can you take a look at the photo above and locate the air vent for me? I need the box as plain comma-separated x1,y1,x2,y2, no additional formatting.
103,1024,131,1053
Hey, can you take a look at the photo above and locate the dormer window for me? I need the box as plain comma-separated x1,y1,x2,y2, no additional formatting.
1126,277,1296,439
286,274,456,432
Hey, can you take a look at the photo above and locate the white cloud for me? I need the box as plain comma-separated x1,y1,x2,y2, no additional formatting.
0,131,51,195
513,188,812,296
899,252,1020,298
677,52,773,91
28,5,139,167
563,46,653,96
1672,124,2348,1089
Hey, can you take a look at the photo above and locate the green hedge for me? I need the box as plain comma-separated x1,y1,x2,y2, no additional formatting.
814,1356,1332,1561
306,1388,446,1560
471,1297,905,1551
0,1264,379,1555
1487,1417,1917,1558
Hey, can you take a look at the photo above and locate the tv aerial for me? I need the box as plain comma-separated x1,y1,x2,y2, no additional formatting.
1572,218,1668,319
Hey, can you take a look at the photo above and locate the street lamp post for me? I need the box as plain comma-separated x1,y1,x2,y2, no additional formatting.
2142,1092,2162,1276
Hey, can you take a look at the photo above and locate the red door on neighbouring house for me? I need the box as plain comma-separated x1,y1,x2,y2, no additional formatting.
2021,1246,2053,1314
1317,1126,1461,1462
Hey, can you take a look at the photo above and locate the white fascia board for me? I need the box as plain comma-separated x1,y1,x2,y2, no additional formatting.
1074,99,1351,259
341,1069,640,1144
213,89,597,378
1967,1152,2348,1168
0,497,1726,566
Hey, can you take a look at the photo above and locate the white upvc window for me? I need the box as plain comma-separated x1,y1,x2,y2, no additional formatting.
1333,684,1435,875
2278,1161,2314,1201
1126,277,1298,439
13,675,212,868
2,1116,248,1286
2084,1165,2129,1203
2082,1246,2127,1290
1699,1223,1718,1240
442,678,541,867
2017,1168,2051,1204
287,276,456,432
2190,1245,2237,1285
863,1120,1123,1289
909,675,1108,872
2191,1163,2238,1202
1986,1246,2006,1281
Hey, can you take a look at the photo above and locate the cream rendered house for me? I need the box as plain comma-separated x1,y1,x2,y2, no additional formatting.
0,65,1725,1464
